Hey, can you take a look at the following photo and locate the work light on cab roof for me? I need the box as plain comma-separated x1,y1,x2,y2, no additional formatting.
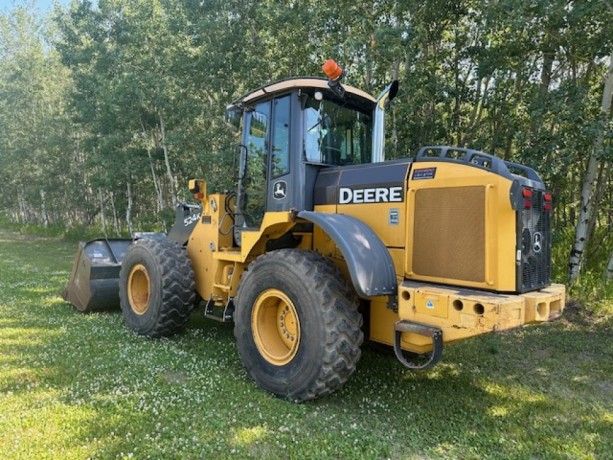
322,58,346,97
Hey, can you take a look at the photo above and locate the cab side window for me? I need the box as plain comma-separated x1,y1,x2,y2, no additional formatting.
271,96,290,177
244,101,270,226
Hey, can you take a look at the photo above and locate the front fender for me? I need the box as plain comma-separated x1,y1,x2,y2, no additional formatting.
298,211,397,297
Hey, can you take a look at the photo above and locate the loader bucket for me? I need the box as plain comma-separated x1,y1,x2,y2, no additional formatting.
62,238,132,312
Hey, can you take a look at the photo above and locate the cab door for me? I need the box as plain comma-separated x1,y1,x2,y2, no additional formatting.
266,95,291,212
240,95,292,229
241,100,271,228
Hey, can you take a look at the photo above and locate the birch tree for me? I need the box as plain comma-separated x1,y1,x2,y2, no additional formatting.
568,52,613,282
0,5,74,225
607,243,613,281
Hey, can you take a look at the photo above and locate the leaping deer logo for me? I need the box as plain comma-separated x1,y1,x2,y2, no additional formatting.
273,181,287,199
533,232,543,254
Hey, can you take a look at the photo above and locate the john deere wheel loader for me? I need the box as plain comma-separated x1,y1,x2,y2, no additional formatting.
64,60,565,402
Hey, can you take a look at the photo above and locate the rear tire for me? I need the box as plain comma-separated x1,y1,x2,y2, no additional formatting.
119,237,195,337
234,249,363,402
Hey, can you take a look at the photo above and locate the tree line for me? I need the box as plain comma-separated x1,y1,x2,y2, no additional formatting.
0,0,612,288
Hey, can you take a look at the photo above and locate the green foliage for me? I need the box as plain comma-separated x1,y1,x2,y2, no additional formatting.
61,224,129,242
1,0,613,298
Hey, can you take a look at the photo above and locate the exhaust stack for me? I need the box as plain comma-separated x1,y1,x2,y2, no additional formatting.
372,80,399,163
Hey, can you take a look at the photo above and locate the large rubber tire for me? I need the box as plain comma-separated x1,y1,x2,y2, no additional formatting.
119,237,196,338
234,249,363,402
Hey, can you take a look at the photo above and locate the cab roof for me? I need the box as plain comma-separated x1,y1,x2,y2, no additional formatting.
231,77,376,107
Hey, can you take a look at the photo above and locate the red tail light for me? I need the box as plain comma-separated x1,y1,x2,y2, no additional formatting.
543,191,552,212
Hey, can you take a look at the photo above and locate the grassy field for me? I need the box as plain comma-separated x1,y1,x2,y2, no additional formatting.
0,229,611,459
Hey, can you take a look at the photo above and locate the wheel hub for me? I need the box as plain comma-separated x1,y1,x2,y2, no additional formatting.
128,264,150,315
252,289,301,366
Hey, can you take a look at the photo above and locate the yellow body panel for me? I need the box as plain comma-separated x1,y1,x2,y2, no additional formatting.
337,201,406,248
369,282,565,353
405,162,517,291
186,176,563,357
308,163,563,354
186,182,301,305
186,191,236,303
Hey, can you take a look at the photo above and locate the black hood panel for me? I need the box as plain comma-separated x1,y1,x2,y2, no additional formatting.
314,159,412,206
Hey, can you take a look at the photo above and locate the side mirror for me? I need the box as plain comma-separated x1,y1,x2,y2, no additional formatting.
225,106,242,130
249,111,268,138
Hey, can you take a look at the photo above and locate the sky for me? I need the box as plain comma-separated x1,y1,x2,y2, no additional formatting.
0,0,72,15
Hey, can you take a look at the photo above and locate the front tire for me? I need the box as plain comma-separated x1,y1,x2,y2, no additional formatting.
119,237,195,337
234,249,363,402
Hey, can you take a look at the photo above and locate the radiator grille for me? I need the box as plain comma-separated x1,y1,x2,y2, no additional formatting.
412,186,485,283
517,190,551,292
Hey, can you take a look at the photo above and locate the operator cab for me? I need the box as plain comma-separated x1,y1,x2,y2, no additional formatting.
226,78,377,241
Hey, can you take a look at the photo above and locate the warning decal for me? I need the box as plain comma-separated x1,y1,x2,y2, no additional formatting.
412,167,437,180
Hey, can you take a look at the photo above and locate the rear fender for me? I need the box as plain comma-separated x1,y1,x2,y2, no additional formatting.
298,211,397,297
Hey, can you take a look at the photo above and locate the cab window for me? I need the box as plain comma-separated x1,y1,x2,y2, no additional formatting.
304,97,372,166
271,96,290,177
244,101,270,226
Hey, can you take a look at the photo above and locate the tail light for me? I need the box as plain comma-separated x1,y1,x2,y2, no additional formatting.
523,188,532,209
543,192,552,212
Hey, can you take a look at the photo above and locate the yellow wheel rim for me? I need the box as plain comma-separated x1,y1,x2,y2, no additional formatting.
252,289,301,366
128,264,150,315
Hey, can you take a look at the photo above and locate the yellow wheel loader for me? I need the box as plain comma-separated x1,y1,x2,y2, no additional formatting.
64,61,565,402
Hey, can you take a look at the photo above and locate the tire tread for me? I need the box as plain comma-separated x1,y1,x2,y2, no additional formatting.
235,249,363,402
119,237,196,337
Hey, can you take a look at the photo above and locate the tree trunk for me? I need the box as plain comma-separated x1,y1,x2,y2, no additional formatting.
126,180,134,235
141,121,164,212
539,51,554,98
568,52,613,281
110,191,120,236
464,76,490,146
586,162,610,242
39,189,49,228
453,27,461,145
17,193,28,224
98,188,108,236
528,48,555,152
363,31,376,93
158,111,177,208
607,246,613,281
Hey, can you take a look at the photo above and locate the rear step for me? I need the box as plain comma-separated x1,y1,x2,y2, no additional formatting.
204,299,235,322
394,321,443,370
62,238,132,312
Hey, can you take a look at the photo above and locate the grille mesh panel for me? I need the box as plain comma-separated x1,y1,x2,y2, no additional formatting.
412,186,485,282
518,190,551,292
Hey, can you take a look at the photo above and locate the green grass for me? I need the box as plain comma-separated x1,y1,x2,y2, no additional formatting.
0,229,611,459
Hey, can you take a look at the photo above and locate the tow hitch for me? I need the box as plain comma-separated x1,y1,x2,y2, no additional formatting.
394,321,443,370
